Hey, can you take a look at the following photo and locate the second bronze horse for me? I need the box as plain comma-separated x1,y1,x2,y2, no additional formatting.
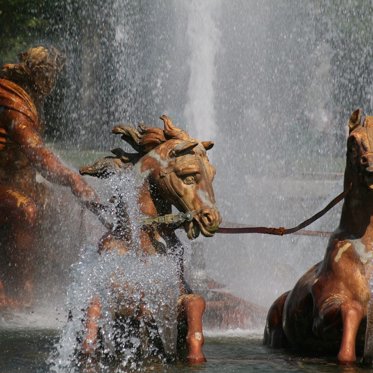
265,109,373,363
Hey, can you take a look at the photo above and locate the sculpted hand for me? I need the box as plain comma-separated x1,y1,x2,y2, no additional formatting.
70,175,98,204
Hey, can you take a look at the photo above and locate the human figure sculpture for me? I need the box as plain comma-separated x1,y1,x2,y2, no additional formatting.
78,115,221,364
0,46,97,308
264,109,373,363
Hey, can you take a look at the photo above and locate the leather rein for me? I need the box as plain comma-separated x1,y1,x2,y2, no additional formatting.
217,186,350,237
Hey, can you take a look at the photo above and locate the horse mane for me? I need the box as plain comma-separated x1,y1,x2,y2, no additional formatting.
112,115,191,156
80,115,191,179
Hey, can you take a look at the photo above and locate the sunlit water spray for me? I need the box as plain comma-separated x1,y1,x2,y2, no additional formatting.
49,171,180,372
183,0,221,142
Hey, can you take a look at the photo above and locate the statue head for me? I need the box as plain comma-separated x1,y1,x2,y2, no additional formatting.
346,109,373,190
1,46,65,96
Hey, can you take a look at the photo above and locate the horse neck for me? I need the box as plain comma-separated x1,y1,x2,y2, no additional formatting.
338,169,373,238
136,178,177,254
137,177,171,216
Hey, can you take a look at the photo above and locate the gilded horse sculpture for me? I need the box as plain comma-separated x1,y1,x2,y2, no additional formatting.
264,109,373,363
79,115,221,363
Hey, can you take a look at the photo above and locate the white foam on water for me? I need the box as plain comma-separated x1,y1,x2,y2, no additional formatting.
205,328,264,339
0,306,66,330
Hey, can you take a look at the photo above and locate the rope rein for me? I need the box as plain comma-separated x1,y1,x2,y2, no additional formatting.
217,186,350,236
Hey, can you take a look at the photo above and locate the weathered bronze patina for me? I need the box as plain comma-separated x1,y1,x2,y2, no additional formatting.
79,115,221,363
0,46,97,308
264,109,373,363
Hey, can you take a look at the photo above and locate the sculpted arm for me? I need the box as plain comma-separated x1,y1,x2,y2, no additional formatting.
8,111,97,202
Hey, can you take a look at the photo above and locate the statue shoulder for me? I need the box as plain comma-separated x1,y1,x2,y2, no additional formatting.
0,78,38,125
330,238,373,265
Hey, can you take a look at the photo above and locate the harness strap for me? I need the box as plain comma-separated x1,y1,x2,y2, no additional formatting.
86,201,196,230
140,211,195,226
217,186,350,236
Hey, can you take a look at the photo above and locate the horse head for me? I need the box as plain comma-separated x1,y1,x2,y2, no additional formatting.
346,109,373,190
84,115,221,240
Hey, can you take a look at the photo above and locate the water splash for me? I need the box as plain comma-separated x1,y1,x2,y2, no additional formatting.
49,170,180,372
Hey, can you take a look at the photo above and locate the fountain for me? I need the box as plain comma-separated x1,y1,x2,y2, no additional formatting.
1,0,373,372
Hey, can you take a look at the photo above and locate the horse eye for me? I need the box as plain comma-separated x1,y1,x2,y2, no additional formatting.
182,175,196,185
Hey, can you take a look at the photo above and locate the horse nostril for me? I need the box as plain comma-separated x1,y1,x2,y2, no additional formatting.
203,212,213,225
200,209,220,229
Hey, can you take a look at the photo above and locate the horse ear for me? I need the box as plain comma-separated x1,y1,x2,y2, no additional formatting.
348,108,363,133
112,125,142,152
202,141,214,150
171,141,198,157
160,114,175,131
160,114,190,141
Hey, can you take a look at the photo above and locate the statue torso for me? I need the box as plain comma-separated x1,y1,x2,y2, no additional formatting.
0,78,41,183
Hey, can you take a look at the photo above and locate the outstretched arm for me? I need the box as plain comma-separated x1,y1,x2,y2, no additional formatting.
8,111,97,203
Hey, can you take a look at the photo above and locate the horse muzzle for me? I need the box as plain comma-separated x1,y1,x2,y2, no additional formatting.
363,167,373,189
189,208,221,238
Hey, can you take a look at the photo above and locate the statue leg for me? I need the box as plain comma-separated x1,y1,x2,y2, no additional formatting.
98,232,129,255
0,278,19,307
178,294,206,363
264,291,289,348
337,301,364,363
0,187,38,306
313,298,364,362
82,296,102,356
10,224,36,304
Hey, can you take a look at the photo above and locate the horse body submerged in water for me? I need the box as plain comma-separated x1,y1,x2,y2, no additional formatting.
79,115,221,364
265,109,373,363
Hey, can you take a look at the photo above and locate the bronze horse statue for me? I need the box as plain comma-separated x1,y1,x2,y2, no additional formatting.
264,109,373,363
79,115,221,364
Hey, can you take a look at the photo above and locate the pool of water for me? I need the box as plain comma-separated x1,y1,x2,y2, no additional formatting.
1,329,372,373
